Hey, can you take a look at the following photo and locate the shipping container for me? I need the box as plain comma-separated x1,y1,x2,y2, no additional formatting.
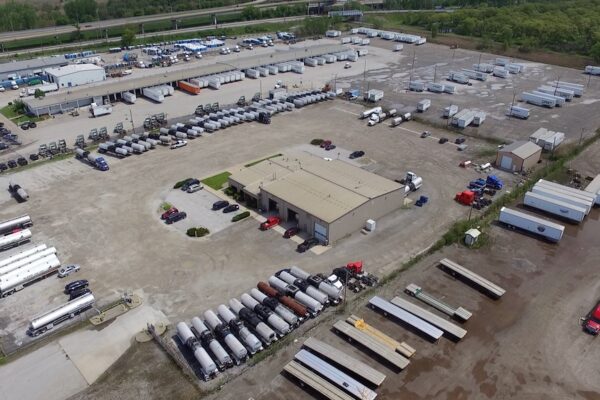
178,80,201,95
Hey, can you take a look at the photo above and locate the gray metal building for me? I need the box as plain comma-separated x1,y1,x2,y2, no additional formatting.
45,64,106,88
228,152,404,244
24,44,348,116
0,56,68,80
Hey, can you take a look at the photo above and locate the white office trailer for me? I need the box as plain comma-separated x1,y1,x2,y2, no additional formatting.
506,105,530,119
507,63,523,73
325,30,341,37
529,127,565,151
472,63,494,73
472,111,486,126
444,104,459,118
537,85,574,101
493,67,509,78
45,64,106,88
451,109,475,128
409,80,425,92
585,65,600,75
427,82,445,93
520,92,556,108
524,191,586,223
548,81,584,97
461,68,487,81
447,71,469,84
495,57,510,66
530,91,566,107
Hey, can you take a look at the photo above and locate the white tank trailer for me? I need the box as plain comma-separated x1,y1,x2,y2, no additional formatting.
249,288,299,328
216,304,263,354
228,298,276,345
0,215,32,235
191,317,233,370
176,322,218,380
289,266,343,302
28,293,95,336
240,293,291,336
203,310,247,363
360,106,382,119
0,254,61,297
277,271,330,306
268,275,323,315
0,244,47,269
0,229,32,252
0,246,57,275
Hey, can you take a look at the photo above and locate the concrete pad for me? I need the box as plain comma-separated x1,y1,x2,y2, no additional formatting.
0,342,87,400
58,305,169,385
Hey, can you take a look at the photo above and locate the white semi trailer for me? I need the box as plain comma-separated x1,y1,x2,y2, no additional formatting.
28,293,95,336
498,207,564,242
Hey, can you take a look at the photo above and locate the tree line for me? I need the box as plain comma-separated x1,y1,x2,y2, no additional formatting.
381,0,600,61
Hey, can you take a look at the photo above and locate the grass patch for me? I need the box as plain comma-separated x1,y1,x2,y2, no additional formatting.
0,104,20,119
201,171,231,190
244,154,282,168
0,104,45,124
160,202,172,211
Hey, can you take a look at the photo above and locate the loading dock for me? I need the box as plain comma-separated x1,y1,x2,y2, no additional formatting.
439,258,506,299
302,337,386,387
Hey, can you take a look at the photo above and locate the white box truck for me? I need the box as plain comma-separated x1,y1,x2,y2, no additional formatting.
524,191,586,223
498,207,564,242
417,99,431,112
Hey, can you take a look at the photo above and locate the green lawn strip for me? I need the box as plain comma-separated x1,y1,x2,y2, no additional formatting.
201,171,232,190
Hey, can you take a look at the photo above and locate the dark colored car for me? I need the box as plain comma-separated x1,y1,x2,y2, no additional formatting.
17,157,27,166
69,287,91,301
29,153,39,161
212,200,229,210
0,163,6,171
181,178,200,191
28,122,36,128
349,151,365,159
283,227,299,238
325,144,336,151
165,211,187,224
20,122,29,130
455,137,466,144
297,237,319,253
223,204,239,213
320,140,332,148
64,279,89,294
0,143,7,150
161,207,179,220
439,137,448,144
7,159,17,168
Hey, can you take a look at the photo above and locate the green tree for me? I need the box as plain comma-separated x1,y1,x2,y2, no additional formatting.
121,27,136,48
431,22,439,38
34,89,45,99
241,5,260,21
64,0,98,23
591,42,600,63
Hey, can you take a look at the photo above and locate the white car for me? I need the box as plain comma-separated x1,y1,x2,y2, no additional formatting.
233,45,240,52
187,183,203,193
58,264,81,278
195,53,203,59
0,86,5,92
170,140,188,149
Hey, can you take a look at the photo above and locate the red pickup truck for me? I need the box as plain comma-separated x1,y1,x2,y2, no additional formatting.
260,216,280,230
584,303,600,335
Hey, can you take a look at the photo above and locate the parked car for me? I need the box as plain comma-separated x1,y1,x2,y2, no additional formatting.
28,121,36,128
0,163,7,171
325,144,336,151
439,137,448,144
584,303,600,335
420,131,431,138
297,237,319,253
320,140,332,148
7,159,17,168
187,183,203,193
166,211,187,224
260,216,280,230
58,264,81,278
20,122,29,130
17,157,27,166
181,178,200,191
223,204,240,213
349,150,365,159
283,227,299,238
161,207,179,220
64,279,89,294
170,140,188,149
0,143,7,151
69,287,91,301
29,153,39,161
455,137,466,144
212,200,229,210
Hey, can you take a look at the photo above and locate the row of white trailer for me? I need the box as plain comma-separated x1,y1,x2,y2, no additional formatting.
176,265,343,380
521,80,585,108
245,51,360,79
143,84,175,103
98,132,159,158
352,27,426,45
0,215,67,298
450,108,486,128
409,80,456,94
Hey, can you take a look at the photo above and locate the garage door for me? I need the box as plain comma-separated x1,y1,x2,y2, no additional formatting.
314,222,328,243
500,155,513,170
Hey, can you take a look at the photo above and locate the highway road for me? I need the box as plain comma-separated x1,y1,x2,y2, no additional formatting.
0,16,307,58
0,0,307,42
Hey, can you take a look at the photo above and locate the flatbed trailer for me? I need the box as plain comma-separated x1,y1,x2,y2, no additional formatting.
332,320,410,370
390,296,467,340
368,296,443,341
405,284,472,321
346,315,415,358
439,258,506,299
283,360,355,400
295,350,377,400
303,337,386,387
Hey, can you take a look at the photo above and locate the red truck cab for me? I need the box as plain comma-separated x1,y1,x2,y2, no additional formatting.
260,216,280,230
584,304,600,335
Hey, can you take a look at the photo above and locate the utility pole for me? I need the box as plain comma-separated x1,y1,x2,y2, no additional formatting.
129,109,135,133
408,50,416,88
579,128,585,146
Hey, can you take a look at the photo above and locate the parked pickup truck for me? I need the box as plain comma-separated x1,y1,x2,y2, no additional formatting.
260,216,280,230
584,303,600,335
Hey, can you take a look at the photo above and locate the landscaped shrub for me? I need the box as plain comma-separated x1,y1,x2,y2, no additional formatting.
174,178,192,189
232,211,250,222
186,227,210,237
161,202,172,211
310,138,324,146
